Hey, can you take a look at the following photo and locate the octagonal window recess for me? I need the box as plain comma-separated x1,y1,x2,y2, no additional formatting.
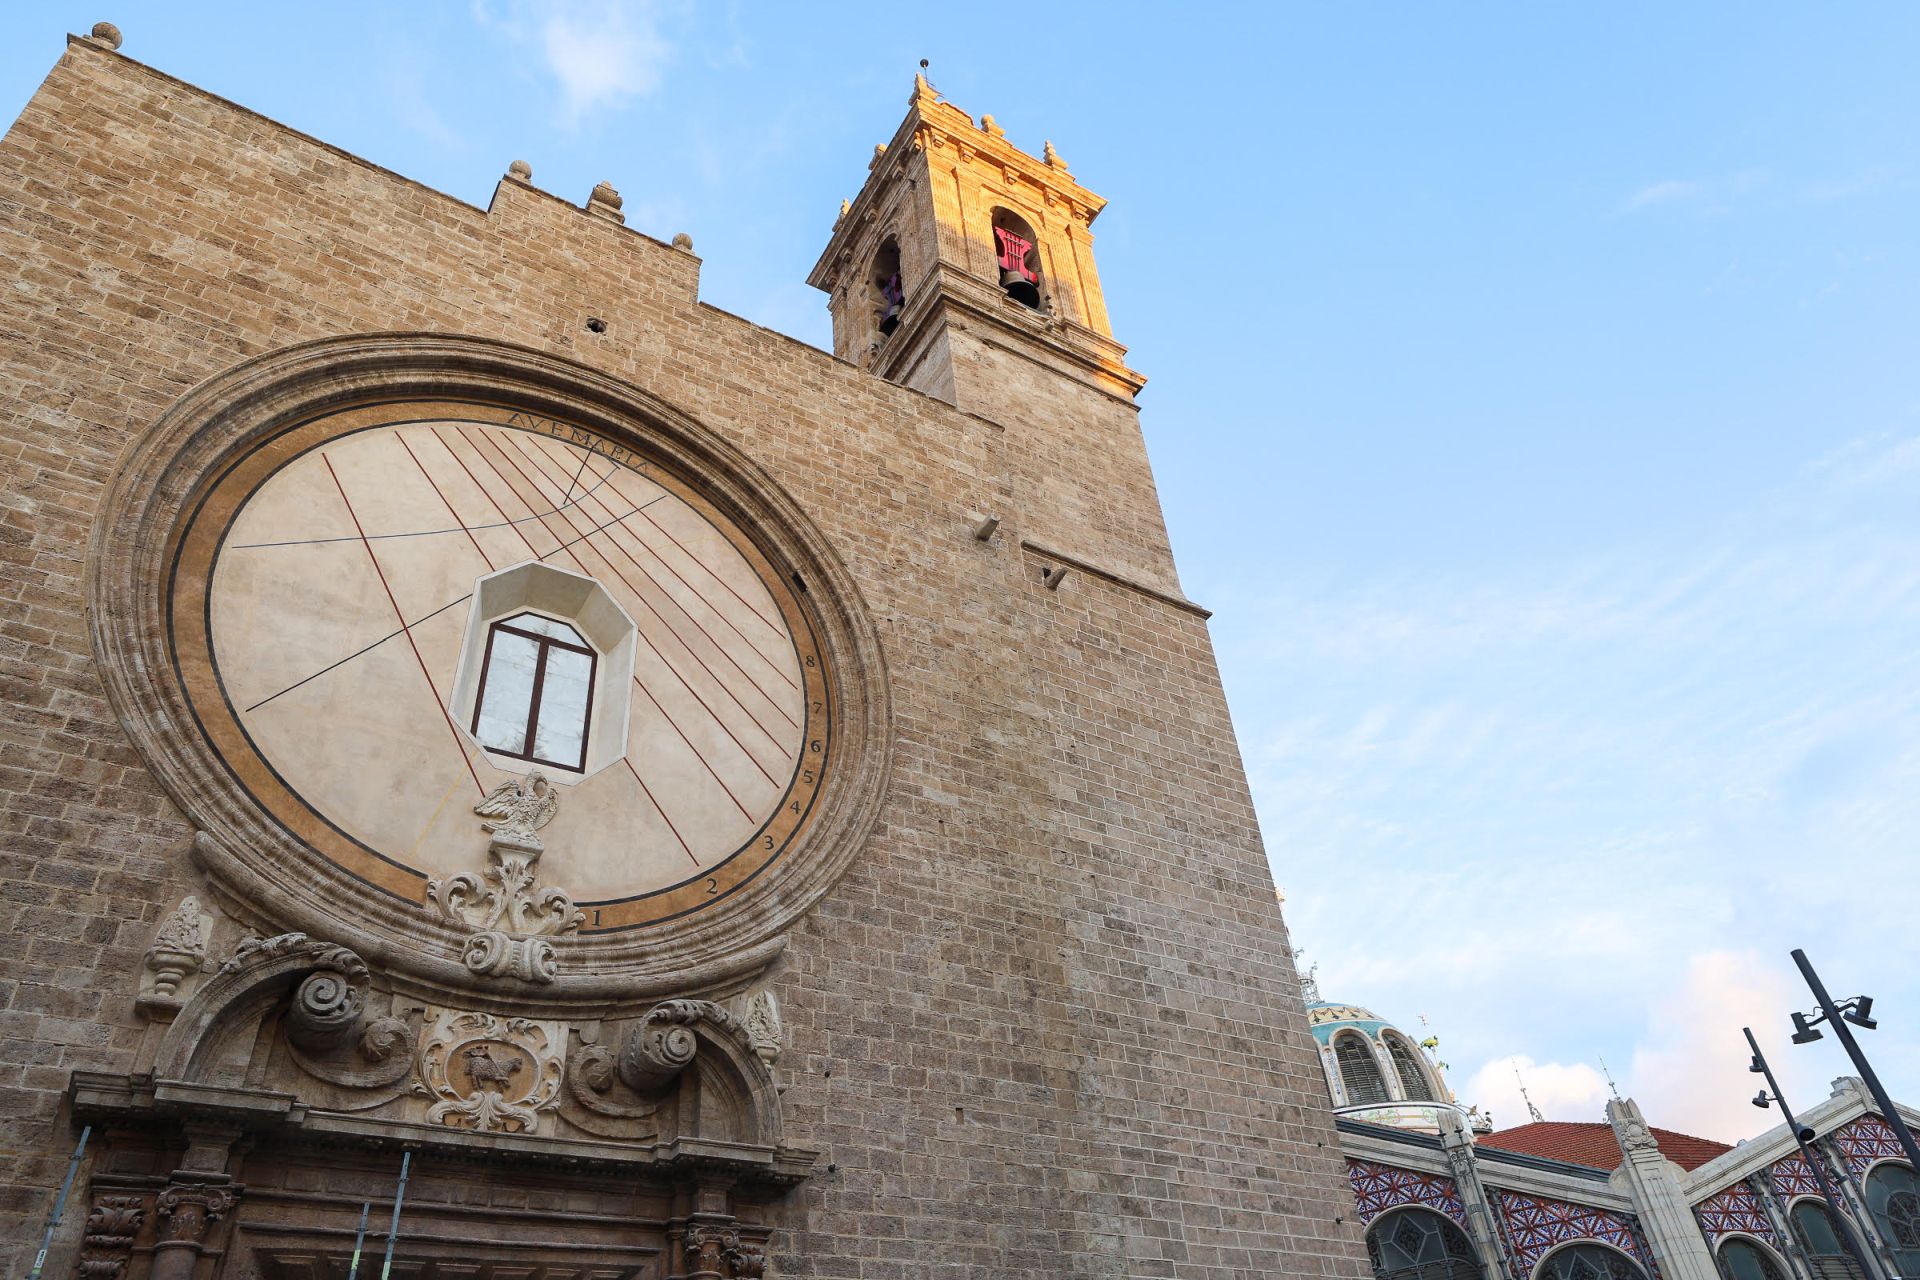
450,562,637,783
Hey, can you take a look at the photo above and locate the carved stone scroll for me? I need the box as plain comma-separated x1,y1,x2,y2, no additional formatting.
284,966,365,1050
427,772,582,984
619,999,722,1093
460,929,559,984
152,1183,236,1280
78,1194,145,1280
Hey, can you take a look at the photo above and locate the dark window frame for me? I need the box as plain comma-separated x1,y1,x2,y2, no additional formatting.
469,613,598,773
1335,1032,1391,1107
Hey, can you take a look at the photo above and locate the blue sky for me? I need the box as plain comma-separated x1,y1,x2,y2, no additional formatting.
4,2,1917,1141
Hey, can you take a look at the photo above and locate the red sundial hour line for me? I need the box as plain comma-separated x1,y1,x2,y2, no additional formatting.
522,430,803,703
320,452,485,796
598,462,792,641
396,430,495,571
623,757,700,866
435,424,766,816
505,430,799,735
455,425,786,788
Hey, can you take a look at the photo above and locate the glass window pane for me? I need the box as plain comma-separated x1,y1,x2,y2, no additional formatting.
532,644,593,766
475,629,540,754
505,611,588,646
1795,1204,1844,1256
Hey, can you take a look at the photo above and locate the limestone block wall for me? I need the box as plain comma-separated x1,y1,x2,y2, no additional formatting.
0,34,1365,1280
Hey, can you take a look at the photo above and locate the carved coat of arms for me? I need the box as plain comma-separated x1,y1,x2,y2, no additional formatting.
415,1010,563,1134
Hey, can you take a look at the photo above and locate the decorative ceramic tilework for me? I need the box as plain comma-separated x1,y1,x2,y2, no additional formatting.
1695,1182,1775,1245
1831,1115,1908,1175
1768,1151,1828,1201
1496,1188,1651,1277
1348,1158,1468,1226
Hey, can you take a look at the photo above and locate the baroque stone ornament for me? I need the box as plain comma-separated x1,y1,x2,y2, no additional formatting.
474,771,559,854
139,895,211,1016
92,335,891,993
687,1224,743,1278
220,932,368,982
155,1182,236,1242
78,1194,145,1280
742,988,783,1065
460,929,560,983
427,773,582,985
416,1010,564,1134
617,998,745,1092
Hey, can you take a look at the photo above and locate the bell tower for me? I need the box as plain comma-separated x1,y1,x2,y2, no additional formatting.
809,75,1145,417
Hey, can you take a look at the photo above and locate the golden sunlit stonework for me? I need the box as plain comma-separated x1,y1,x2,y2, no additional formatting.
0,27,1362,1280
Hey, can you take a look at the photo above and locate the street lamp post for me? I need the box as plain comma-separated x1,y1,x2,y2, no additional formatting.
1745,1026,1879,1280
1788,948,1920,1177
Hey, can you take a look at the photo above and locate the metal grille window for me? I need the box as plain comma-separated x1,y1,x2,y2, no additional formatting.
1336,1033,1391,1107
1539,1244,1646,1280
470,612,597,772
1717,1239,1787,1280
1866,1164,1920,1274
1790,1201,1866,1280
1387,1035,1436,1102
1365,1208,1482,1280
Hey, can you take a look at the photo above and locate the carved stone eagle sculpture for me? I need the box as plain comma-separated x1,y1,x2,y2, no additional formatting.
473,771,559,853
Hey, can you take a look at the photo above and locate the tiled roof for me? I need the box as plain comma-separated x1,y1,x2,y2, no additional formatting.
1476,1121,1732,1171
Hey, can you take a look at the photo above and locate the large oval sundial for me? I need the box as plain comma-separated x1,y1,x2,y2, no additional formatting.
167,398,832,931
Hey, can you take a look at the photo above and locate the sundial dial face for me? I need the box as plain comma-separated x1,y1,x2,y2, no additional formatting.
167,399,832,931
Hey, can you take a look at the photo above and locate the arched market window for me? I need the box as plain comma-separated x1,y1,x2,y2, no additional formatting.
1385,1033,1437,1102
1335,1032,1390,1107
1866,1163,1920,1275
1366,1207,1482,1280
1789,1200,1866,1280
1537,1243,1646,1280
1716,1238,1787,1280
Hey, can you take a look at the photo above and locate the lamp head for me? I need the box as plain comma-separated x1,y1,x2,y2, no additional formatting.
1748,1054,1765,1075
1790,1011,1823,1045
1844,997,1877,1030
1752,1090,1771,1109
1797,1125,1817,1144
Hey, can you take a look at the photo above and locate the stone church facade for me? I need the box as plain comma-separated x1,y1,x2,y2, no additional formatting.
0,25,1365,1280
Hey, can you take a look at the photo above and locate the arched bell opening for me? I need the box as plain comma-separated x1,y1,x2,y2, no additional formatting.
990,208,1044,310
872,237,905,337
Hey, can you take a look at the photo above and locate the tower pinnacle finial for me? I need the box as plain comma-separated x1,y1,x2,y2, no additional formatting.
1514,1060,1546,1124
1599,1054,1622,1101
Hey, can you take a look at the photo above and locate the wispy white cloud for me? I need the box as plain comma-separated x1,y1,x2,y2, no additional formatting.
1249,432,1920,1133
473,0,675,124
1623,168,1769,214
1802,163,1906,204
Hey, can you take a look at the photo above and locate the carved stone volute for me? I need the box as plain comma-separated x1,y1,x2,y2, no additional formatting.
618,998,720,1093
151,1182,237,1280
285,965,365,1049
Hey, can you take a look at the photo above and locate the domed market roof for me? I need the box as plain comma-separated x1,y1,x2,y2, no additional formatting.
1305,1000,1394,1046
